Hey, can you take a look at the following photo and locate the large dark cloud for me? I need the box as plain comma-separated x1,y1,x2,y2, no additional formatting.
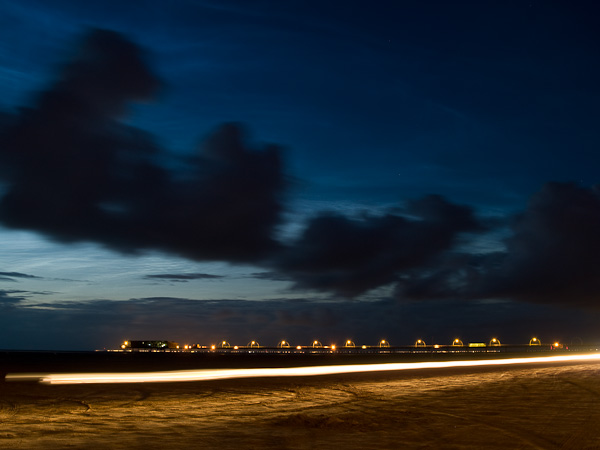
478,182,600,306
398,182,600,308
0,29,285,263
272,195,482,297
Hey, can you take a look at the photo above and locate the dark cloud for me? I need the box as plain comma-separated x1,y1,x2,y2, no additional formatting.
398,182,600,309
0,29,286,263
144,273,224,281
0,289,29,306
478,182,600,306
250,271,292,282
272,195,482,297
0,271,42,282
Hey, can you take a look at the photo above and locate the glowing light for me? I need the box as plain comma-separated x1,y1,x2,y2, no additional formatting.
210,345,216,350
331,345,336,350
361,345,367,349
8,353,600,385
296,346,302,350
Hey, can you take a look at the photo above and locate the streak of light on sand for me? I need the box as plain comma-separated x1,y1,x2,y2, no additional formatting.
6,353,600,385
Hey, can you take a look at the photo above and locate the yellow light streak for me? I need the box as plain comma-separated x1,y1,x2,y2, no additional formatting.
5,353,600,385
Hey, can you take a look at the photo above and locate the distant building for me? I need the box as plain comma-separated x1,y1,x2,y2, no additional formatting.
123,340,180,350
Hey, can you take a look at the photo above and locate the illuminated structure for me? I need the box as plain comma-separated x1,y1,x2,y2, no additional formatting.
121,340,179,350
115,336,581,354
452,339,464,347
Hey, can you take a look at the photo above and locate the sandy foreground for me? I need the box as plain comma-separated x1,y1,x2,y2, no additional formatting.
1,361,600,449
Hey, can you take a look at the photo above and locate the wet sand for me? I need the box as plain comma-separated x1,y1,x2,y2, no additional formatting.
2,361,600,449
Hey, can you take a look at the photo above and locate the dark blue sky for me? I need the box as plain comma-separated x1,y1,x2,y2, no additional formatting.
0,0,600,350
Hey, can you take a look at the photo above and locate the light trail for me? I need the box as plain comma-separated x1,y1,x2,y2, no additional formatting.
6,353,600,385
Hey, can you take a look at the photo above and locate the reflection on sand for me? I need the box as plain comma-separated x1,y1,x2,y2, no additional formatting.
7,353,600,384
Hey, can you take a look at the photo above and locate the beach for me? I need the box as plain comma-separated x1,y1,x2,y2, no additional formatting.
1,357,600,449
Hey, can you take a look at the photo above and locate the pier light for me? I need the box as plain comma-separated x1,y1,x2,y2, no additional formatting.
345,340,355,348
277,340,290,348
233,346,239,350
296,345,302,350
210,345,216,350
529,337,541,346
312,340,323,348
361,345,367,349
247,340,259,348
331,345,336,351
489,338,501,347
379,340,390,348
415,339,426,348
452,339,464,347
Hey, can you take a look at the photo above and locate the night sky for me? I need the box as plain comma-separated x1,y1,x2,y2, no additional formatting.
1,0,600,350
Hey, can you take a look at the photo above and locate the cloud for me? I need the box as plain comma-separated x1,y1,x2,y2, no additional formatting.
397,182,600,308
250,271,292,282
477,182,600,306
272,195,482,297
0,28,286,264
144,273,224,282
0,271,42,282
0,289,30,306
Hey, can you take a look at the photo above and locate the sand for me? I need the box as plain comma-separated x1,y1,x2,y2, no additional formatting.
1,361,600,449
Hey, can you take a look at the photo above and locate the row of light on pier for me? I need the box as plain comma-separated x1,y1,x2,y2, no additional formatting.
125,336,555,351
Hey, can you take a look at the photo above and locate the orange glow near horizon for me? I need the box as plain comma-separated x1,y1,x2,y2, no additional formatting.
6,353,600,385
